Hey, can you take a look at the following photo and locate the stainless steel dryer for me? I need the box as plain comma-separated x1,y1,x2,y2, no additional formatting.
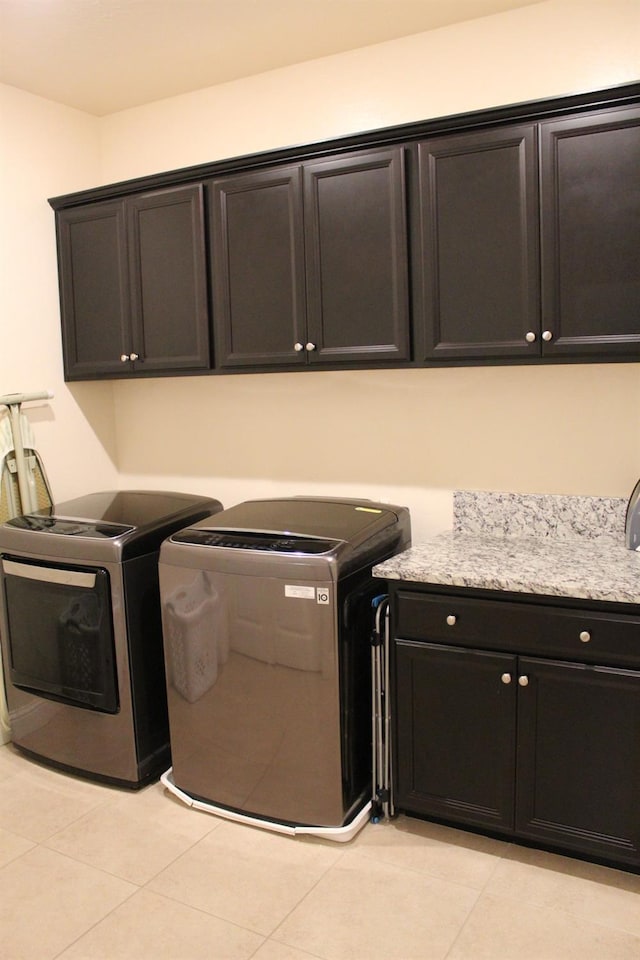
159,497,410,838
0,490,222,787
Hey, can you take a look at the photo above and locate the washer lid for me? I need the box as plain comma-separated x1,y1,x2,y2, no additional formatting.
190,497,401,545
15,490,212,532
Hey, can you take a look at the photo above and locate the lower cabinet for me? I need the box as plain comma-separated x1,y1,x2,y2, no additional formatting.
393,589,640,869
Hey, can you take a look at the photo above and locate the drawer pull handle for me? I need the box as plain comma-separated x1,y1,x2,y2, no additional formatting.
579,630,591,643
446,614,457,626
501,673,512,685
518,675,529,687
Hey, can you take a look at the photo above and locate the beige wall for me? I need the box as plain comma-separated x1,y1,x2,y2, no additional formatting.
99,0,639,181
0,84,119,502
2,0,639,539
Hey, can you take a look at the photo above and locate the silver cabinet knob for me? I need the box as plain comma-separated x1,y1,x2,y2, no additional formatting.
518,675,529,687
542,330,553,342
294,342,304,352
525,331,536,343
120,354,130,362
305,342,316,352
129,353,139,361
446,614,457,626
501,673,512,684
579,630,591,643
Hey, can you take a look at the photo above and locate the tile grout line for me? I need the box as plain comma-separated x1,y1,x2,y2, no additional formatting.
49,880,141,960
256,836,352,957
440,840,514,960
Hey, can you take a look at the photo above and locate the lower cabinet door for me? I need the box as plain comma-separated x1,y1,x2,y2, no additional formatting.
515,657,640,866
394,641,517,832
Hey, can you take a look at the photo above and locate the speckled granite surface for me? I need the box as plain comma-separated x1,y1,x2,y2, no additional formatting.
453,490,627,540
374,491,640,605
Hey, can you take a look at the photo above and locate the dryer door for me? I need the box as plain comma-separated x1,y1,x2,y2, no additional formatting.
0,556,118,713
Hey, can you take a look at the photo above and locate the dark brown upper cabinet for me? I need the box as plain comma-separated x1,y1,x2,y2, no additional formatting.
56,185,210,379
50,84,640,380
414,105,640,364
413,125,540,361
303,149,409,364
539,105,640,358
210,166,306,368
210,147,410,369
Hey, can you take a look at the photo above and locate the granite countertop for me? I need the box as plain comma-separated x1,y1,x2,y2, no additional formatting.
373,532,640,605
373,490,640,605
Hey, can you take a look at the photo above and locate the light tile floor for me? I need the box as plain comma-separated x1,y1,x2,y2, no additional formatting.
1,742,639,960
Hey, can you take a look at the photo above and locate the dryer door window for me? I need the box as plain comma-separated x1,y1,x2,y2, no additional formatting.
1,557,118,713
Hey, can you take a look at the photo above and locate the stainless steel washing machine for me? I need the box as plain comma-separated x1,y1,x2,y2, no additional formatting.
0,490,222,787
159,497,410,837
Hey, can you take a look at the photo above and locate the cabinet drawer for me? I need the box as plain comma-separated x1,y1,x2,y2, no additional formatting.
395,591,640,668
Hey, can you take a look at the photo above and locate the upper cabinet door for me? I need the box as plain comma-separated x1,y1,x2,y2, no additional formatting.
210,166,307,368
127,185,210,372
540,106,640,358
56,186,210,380
415,125,540,360
303,148,410,363
57,200,130,379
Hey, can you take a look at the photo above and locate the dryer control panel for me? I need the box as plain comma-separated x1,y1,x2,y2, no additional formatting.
6,515,132,538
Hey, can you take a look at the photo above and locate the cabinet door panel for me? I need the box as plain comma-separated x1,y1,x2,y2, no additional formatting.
416,126,539,360
57,201,129,378
540,106,640,357
304,148,409,362
128,186,210,371
516,657,640,865
395,640,516,831
210,167,306,367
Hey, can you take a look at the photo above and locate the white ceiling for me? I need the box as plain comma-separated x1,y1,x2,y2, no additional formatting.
0,0,543,116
